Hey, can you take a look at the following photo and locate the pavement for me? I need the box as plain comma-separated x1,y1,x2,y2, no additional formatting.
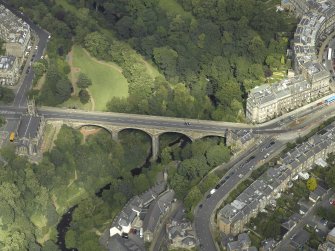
194,137,286,251
0,0,50,108
194,103,335,251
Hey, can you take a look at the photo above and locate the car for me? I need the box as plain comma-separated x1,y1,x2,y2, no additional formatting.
320,218,328,226
35,45,38,50
184,122,191,126
245,155,255,163
199,204,203,208
215,184,221,189
265,141,275,149
130,228,137,234
210,189,216,195
26,67,30,74
206,194,211,199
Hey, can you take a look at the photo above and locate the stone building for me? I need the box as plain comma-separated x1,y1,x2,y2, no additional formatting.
0,4,31,60
218,123,335,235
246,65,330,124
226,129,255,155
15,114,45,157
0,55,18,85
281,0,310,17
166,220,197,250
247,0,335,124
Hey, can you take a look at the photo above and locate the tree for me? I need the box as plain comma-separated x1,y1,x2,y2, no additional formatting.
55,78,72,102
32,61,46,82
184,185,202,211
153,47,178,80
0,202,14,225
76,73,92,88
79,89,90,104
65,230,77,249
200,173,220,193
206,143,230,167
84,32,109,59
0,87,15,104
160,147,172,165
0,39,5,54
325,167,335,189
0,116,5,127
306,177,317,191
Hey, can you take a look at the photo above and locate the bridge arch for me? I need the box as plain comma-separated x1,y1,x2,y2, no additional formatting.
197,134,226,145
157,131,194,142
74,124,114,138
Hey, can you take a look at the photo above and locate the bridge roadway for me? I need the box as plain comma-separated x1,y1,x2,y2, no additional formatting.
0,105,293,137
0,2,333,250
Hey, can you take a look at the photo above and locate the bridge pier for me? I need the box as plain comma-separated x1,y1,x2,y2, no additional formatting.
151,134,159,162
112,130,119,141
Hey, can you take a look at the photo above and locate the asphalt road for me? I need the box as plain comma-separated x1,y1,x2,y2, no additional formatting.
0,3,334,250
0,0,50,108
195,137,284,251
193,101,335,251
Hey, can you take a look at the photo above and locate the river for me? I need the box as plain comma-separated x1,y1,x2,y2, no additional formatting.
56,205,78,251
56,134,190,250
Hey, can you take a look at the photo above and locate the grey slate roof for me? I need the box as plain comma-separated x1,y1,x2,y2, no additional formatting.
143,190,175,233
107,234,144,251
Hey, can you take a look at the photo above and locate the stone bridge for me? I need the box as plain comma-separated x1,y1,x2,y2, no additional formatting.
56,120,230,161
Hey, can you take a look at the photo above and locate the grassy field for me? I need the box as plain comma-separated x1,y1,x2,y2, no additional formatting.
57,0,163,81
158,0,194,20
71,45,129,111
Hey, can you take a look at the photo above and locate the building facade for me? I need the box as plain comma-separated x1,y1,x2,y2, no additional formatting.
0,55,18,85
247,0,335,124
0,5,31,60
15,114,45,157
218,122,335,235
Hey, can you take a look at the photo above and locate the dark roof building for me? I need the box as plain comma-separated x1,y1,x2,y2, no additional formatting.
15,114,44,158
290,229,310,249
107,234,144,251
143,190,175,242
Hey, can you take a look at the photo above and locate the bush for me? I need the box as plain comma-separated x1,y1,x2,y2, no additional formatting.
79,89,90,104
0,86,14,104
76,73,92,89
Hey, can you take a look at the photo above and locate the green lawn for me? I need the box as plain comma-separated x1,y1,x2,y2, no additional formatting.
72,45,129,111
58,0,163,80
158,0,194,20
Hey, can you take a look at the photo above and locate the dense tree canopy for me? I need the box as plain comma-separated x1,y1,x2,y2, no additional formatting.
11,0,295,121
0,86,15,104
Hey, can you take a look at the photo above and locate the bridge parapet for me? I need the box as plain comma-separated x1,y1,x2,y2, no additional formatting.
48,119,231,161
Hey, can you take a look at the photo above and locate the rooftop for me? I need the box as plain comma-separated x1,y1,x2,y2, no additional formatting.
248,76,311,107
107,234,144,251
0,5,30,45
219,121,335,226
0,56,16,70
143,190,175,233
